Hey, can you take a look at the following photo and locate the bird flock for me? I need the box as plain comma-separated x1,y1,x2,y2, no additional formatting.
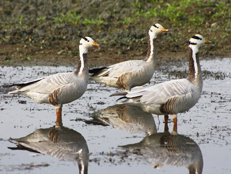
8,23,211,129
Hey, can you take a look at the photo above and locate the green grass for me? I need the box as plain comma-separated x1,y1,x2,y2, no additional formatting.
54,9,104,26
51,0,230,30
82,18,103,25
53,10,81,25
132,0,231,27
212,2,231,22
121,17,132,24
37,16,47,25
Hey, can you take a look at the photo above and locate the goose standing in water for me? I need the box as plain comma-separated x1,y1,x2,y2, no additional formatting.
89,23,168,91
8,37,99,124
111,34,211,129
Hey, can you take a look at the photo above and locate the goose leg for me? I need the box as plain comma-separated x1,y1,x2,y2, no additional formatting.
170,114,177,132
48,107,62,143
55,107,62,127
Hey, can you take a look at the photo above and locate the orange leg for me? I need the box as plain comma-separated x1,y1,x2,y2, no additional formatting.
164,115,169,132
170,114,177,132
55,107,62,127
173,117,177,132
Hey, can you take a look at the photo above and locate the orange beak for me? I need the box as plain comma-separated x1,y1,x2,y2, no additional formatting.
161,28,168,32
92,42,100,47
205,40,212,44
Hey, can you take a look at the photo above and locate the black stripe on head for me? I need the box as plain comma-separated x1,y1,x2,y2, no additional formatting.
189,41,197,45
192,35,202,40
153,24,159,28
83,37,89,42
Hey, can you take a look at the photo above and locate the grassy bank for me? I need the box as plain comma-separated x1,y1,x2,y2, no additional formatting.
0,0,230,66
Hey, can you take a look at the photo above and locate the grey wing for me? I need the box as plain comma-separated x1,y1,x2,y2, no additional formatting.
101,60,145,77
9,77,44,89
127,79,192,104
19,72,75,94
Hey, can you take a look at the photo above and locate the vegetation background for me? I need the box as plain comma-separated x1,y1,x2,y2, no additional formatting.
0,0,230,66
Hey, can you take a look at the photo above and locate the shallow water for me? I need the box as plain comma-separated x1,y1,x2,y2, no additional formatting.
0,57,231,174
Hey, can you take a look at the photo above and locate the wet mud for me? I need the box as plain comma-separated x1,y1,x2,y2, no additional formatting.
0,57,231,173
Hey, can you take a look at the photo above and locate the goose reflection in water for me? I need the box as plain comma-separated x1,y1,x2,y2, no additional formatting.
93,104,157,136
119,117,203,174
8,119,89,174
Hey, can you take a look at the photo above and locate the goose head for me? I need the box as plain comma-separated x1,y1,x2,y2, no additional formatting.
149,23,168,39
189,34,211,52
79,37,99,54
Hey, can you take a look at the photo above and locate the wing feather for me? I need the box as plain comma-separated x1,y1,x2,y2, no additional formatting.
18,72,76,94
99,60,145,77
127,79,192,105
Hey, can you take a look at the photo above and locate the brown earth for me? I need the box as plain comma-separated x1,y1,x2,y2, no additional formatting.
0,0,230,67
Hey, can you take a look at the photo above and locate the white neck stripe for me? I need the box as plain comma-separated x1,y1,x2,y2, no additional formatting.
189,45,199,79
79,54,84,75
79,45,88,75
147,38,154,62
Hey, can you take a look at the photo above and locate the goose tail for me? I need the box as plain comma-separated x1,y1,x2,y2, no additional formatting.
110,92,127,97
89,66,107,76
7,78,43,94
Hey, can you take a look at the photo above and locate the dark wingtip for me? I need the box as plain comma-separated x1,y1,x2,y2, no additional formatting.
116,96,128,102
110,92,128,97
89,66,107,76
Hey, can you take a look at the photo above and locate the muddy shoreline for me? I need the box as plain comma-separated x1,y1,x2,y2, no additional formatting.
0,0,230,67
0,41,223,67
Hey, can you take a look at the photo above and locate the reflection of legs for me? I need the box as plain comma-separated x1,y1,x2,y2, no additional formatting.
170,114,177,132
56,107,62,127
48,127,60,143
164,115,169,132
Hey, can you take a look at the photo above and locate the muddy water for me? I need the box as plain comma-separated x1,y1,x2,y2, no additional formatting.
0,57,231,174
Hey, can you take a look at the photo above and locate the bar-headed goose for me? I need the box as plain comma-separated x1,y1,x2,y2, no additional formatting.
89,23,168,91
111,34,211,126
8,37,99,123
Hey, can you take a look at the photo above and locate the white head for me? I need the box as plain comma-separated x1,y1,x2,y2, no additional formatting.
189,34,211,53
149,23,168,39
78,37,99,75
79,37,99,54
188,34,211,80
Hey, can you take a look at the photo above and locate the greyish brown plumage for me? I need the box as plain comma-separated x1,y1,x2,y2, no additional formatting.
111,34,211,127
8,37,99,123
89,23,168,91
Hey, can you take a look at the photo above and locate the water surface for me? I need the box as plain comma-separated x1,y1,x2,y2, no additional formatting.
0,57,231,174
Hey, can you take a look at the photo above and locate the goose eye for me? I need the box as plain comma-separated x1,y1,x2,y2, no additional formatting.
150,29,153,32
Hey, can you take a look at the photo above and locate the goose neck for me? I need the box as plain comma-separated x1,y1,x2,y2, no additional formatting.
187,46,202,84
75,45,88,76
145,38,157,63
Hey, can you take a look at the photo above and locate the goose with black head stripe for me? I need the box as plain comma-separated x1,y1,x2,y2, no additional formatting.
111,34,211,129
8,37,99,124
89,23,168,91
